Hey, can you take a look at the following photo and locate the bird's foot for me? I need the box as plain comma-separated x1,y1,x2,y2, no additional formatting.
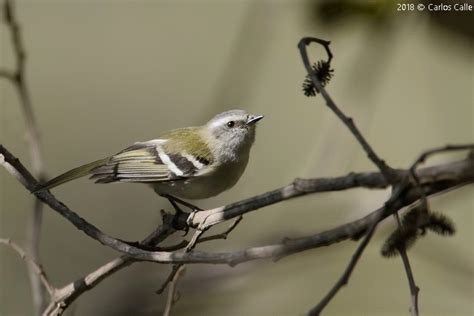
186,209,198,227
160,194,203,236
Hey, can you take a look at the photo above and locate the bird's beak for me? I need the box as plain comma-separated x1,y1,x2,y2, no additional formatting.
246,115,264,125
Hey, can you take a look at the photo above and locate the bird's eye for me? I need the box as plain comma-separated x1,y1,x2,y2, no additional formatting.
226,121,235,128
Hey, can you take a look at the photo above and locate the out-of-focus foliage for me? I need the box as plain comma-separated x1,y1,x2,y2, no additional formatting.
308,0,473,39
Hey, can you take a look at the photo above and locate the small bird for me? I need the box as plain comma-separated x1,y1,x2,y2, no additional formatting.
36,110,263,205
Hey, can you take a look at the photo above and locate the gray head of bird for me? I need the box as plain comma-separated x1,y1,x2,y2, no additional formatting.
205,109,264,162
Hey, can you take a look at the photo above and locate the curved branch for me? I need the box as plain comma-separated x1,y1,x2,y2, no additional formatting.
298,37,397,182
43,221,177,316
0,144,393,257
1,144,473,265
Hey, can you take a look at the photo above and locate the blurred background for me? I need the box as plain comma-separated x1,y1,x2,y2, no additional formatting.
1,0,472,315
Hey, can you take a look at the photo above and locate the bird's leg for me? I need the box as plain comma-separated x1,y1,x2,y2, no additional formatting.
166,198,189,236
160,194,203,215
166,197,186,215
163,194,203,213
160,194,203,235
170,196,202,228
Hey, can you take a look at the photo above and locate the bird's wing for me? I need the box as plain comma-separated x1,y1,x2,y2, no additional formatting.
90,136,214,183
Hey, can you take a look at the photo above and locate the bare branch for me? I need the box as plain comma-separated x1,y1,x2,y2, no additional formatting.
156,216,244,304
3,140,470,315
308,210,382,316
2,0,44,175
160,221,210,312
308,181,410,315
299,36,395,314
157,216,244,253
156,265,182,295
395,144,473,316
297,35,472,315
308,145,474,314
0,238,55,296
162,265,186,316
0,144,392,258
1,144,473,265
297,37,397,183
394,212,419,316
397,144,473,316
116,165,474,265
199,216,243,243
47,213,245,315
1,0,46,313
43,215,177,316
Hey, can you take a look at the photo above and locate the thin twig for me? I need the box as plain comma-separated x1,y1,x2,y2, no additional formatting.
162,265,186,316
409,144,474,210
156,265,182,295
156,216,243,298
298,36,397,315
297,37,397,183
2,0,44,176
161,225,208,314
43,213,177,316
198,216,243,243
411,144,474,169
2,0,46,313
308,212,382,316
394,212,419,316
0,238,55,296
307,183,412,316
160,216,240,314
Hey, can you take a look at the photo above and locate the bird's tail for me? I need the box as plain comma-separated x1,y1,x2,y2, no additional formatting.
34,158,109,192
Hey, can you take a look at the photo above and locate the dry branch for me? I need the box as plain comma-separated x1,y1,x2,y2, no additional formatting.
296,38,471,315
396,222,420,316
1,144,472,266
297,37,397,183
1,0,47,313
0,238,54,296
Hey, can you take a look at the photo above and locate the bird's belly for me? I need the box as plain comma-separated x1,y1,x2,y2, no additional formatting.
152,161,247,200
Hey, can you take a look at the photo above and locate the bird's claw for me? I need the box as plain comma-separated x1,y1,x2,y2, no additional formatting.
181,226,190,237
186,209,198,227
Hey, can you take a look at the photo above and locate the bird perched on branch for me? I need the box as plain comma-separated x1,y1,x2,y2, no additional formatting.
35,110,263,210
